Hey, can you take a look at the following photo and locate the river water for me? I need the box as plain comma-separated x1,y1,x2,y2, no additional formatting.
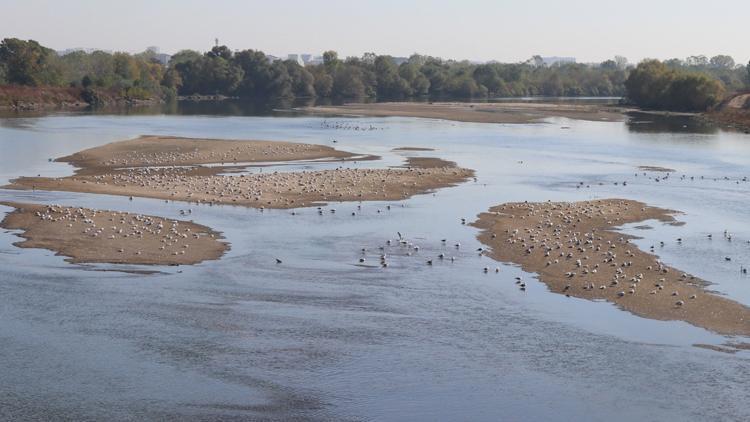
0,106,749,421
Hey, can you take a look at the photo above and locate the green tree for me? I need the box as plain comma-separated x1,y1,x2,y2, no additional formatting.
0,38,61,85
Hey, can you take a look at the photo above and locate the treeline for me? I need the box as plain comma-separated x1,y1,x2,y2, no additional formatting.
0,38,172,104
624,58,747,112
168,47,630,98
2,37,749,111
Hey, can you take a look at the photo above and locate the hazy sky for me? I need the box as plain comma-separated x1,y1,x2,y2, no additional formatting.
1,0,748,64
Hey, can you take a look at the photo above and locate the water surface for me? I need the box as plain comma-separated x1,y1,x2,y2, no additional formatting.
1,106,749,421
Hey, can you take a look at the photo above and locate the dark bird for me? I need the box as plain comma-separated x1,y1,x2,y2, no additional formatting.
275,258,282,264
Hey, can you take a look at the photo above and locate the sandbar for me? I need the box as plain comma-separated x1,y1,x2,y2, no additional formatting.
472,199,750,336
302,102,628,124
0,202,229,265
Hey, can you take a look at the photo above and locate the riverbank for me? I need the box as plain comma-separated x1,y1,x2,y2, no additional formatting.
0,85,161,111
472,199,750,336
0,202,229,265
301,101,630,124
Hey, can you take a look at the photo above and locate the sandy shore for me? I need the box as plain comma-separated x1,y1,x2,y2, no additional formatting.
0,202,229,265
302,102,629,124
472,199,750,336
59,135,363,171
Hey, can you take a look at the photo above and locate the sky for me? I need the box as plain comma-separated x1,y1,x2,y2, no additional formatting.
1,0,748,65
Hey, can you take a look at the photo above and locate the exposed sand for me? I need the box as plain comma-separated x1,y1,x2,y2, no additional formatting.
303,102,629,124
392,147,435,152
5,136,473,209
472,199,750,336
7,162,473,209
60,135,363,170
638,166,675,173
0,202,229,265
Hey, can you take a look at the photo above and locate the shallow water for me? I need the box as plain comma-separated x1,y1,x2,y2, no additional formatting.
1,108,749,421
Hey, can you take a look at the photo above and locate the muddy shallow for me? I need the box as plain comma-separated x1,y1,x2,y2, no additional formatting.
1,109,749,421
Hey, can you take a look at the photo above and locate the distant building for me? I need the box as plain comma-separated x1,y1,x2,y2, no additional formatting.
154,53,171,65
56,47,111,56
307,56,324,65
542,56,576,66
287,54,305,66
300,54,312,63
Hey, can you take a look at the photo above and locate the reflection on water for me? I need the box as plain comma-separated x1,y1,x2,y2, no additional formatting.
626,111,720,134
0,106,749,421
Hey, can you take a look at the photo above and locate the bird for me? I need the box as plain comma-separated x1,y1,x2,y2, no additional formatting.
275,258,282,264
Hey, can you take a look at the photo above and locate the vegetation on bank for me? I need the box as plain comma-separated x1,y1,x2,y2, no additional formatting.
1,37,748,113
624,58,747,112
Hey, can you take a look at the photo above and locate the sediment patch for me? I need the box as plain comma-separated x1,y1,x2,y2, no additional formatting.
1,202,229,265
472,199,750,336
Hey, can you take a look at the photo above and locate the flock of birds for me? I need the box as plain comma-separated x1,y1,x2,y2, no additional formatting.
66,164,468,209
320,120,384,131
575,169,749,190
280,198,748,315
92,140,338,168
28,204,216,259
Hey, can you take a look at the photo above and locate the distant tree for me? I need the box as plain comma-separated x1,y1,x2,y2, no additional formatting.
473,64,502,93
686,55,709,67
322,51,339,70
625,60,674,108
332,65,366,97
528,55,545,67
747,60,750,86
284,60,315,97
81,74,93,88
614,55,628,70
600,60,618,70
0,38,61,85
626,59,725,111
313,71,333,97
206,45,233,60
709,55,735,69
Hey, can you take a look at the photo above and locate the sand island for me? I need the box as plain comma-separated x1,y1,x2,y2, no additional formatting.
5,136,474,209
0,202,229,265
302,101,629,124
472,199,750,336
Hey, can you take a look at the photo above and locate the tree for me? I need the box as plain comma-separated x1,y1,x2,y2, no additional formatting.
626,59,726,111
332,66,366,97
625,60,675,108
686,55,709,67
207,45,233,60
322,51,339,70
747,61,750,86
709,55,735,69
81,74,93,88
614,56,628,70
0,38,61,85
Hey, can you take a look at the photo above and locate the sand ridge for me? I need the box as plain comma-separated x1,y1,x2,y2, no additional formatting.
7,163,473,209
472,199,750,336
59,135,367,171
5,136,474,209
0,202,229,265
303,102,629,124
